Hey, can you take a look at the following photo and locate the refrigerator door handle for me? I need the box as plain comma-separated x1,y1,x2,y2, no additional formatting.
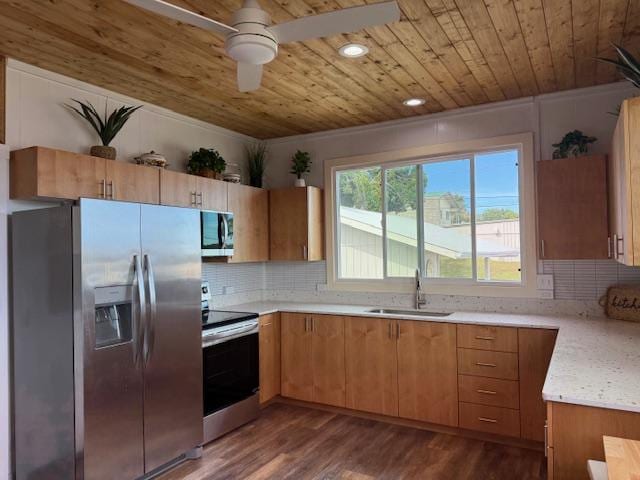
144,254,158,364
133,255,147,365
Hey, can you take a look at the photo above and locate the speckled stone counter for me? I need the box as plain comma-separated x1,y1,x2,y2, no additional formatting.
224,301,640,414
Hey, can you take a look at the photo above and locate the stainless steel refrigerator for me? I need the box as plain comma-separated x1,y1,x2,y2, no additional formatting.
12,198,203,480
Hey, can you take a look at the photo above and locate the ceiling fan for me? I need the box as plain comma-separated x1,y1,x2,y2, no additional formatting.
123,0,400,92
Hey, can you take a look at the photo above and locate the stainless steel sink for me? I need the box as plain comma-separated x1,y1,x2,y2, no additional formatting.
367,308,452,317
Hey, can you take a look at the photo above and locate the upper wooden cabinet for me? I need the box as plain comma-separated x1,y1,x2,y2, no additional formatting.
105,160,160,204
269,186,324,261
610,97,640,265
228,183,269,263
397,321,458,427
11,147,161,204
11,147,104,200
159,170,227,210
280,313,345,407
537,155,609,259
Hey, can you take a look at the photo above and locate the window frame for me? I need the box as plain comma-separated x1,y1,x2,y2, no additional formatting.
324,133,537,298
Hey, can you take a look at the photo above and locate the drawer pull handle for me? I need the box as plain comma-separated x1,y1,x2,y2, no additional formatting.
476,389,497,395
478,417,498,424
475,362,497,368
475,335,495,341
261,322,272,326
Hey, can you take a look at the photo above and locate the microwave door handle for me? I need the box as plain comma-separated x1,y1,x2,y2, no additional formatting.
133,255,147,365
144,254,158,364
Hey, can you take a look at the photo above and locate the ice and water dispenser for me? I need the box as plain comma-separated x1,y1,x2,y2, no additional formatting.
94,285,134,348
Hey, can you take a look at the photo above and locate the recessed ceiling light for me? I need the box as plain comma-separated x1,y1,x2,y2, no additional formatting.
403,98,426,107
339,43,369,58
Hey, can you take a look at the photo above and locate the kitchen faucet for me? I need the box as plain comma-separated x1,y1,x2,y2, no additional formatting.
415,268,427,310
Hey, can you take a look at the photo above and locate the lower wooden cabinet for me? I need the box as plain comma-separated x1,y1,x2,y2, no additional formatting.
397,321,458,426
548,401,640,480
519,328,557,441
259,313,280,404
281,313,345,407
278,313,559,443
344,316,398,416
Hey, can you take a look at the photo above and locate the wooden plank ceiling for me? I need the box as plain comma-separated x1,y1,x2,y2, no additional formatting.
0,0,638,139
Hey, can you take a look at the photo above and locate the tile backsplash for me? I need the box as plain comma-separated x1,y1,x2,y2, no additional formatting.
203,259,640,316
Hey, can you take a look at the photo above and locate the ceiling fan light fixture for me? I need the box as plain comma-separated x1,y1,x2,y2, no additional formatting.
403,98,426,107
339,43,369,58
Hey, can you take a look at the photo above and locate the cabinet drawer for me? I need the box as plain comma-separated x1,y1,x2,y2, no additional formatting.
459,402,520,437
457,324,518,352
457,349,519,380
458,375,519,409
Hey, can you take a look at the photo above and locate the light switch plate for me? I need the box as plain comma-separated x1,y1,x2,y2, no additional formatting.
223,286,235,295
316,283,328,291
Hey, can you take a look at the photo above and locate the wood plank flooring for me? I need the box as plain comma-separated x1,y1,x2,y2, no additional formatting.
159,403,547,479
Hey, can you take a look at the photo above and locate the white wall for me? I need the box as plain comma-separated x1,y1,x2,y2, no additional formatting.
264,82,637,188
0,59,257,479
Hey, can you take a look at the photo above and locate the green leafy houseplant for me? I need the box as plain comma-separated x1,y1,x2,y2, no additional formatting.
552,130,597,159
246,142,268,188
187,148,226,178
66,99,141,159
290,150,311,186
597,44,640,89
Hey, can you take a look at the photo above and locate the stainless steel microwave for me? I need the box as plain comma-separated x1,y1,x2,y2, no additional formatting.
201,210,234,257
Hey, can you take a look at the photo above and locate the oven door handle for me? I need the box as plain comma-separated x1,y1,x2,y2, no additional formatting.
203,323,258,345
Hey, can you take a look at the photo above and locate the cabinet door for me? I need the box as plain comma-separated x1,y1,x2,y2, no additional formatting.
397,321,458,426
311,315,345,407
228,184,269,263
269,188,309,261
11,147,106,200
106,161,160,204
281,313,313,402
537,156,609,259
259,313,280,404
345,317,398,416
160,170,197,208
197,177,228,211
519,328,557,442
306,187,324,261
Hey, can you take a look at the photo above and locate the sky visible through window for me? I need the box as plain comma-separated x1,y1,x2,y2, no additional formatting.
425,150,519,214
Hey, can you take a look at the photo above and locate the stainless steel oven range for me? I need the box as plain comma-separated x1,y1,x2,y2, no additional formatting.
201,285,259,443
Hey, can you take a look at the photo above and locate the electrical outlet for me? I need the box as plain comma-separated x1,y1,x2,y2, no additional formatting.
536,274,554,291
316,283,328,291
222,286,235,295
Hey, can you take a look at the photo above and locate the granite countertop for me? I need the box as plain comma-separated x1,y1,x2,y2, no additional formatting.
224,301,640,414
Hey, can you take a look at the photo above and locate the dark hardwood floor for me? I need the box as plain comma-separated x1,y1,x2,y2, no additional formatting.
159,403,547,480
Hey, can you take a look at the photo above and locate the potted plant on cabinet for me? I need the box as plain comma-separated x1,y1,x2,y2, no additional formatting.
246,142,268,188
290,150,311,187
552,130,597,159
66,99,142,160
187,148,227,179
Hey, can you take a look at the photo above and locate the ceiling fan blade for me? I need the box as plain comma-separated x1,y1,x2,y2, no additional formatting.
123,0,238,36
268,1,400,44
237,63,263,92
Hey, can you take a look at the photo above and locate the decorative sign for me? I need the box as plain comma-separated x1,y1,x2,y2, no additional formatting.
601,286,640,322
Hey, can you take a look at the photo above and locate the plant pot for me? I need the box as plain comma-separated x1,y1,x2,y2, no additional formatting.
201,168,223,180
90,145,116,160
294,178,306,187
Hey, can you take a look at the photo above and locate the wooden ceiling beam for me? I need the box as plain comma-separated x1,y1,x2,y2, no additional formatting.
572,0,600,88
595,0,630,83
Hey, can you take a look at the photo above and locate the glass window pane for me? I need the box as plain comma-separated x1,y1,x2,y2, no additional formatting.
422,159,472,279
385,165,419,277
336,167,383,279
474,150,521,283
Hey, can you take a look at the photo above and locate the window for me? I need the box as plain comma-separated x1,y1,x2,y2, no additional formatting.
328,134,535,296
